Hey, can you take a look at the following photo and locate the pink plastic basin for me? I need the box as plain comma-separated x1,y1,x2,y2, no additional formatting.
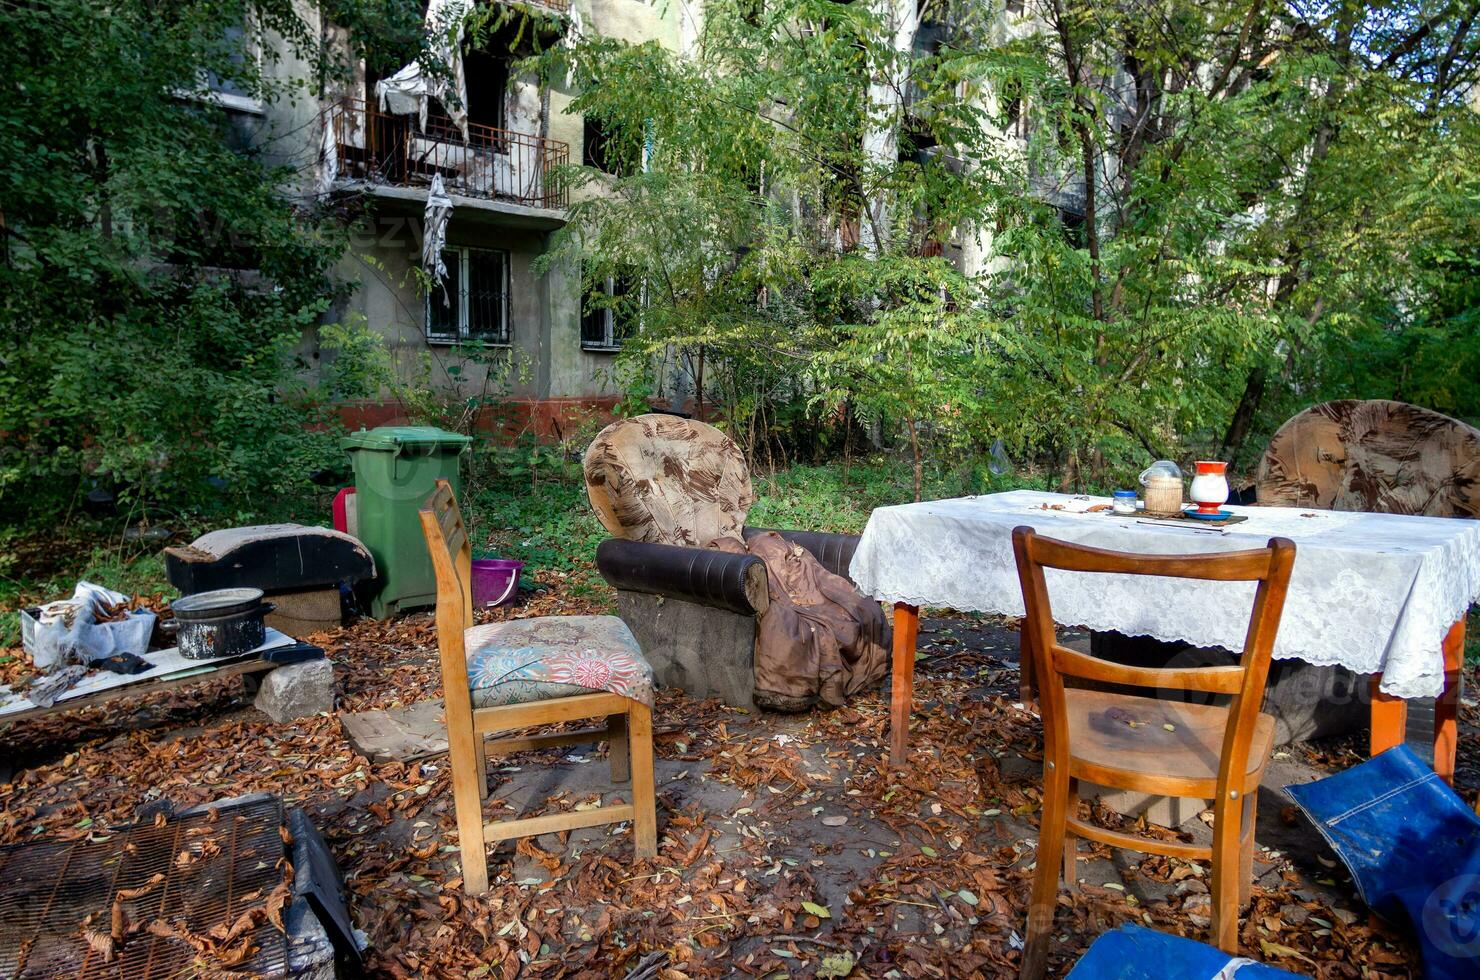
470,558,524,608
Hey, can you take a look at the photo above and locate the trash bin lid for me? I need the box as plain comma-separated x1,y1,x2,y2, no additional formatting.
341,426,474,452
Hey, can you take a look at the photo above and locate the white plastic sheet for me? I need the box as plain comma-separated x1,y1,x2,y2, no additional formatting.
375,0,470,138
30,582,156,672
423,173,454,299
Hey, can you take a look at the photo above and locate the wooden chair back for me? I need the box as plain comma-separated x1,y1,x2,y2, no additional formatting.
420,478,474,704
1011,527,1296,796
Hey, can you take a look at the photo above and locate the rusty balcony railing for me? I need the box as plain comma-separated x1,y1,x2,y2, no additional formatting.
326,97,569,209
510,0,571,13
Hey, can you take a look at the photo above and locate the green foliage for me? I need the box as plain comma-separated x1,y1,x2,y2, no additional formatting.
0,0,414,524
535,0,1480,485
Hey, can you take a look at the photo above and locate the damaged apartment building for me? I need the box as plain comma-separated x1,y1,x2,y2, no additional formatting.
221,0,1065,431
221,0,702,435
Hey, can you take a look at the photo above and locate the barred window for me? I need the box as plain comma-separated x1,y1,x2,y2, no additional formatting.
426,247,510,345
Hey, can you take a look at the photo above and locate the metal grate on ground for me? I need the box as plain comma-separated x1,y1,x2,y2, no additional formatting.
0,795,290,979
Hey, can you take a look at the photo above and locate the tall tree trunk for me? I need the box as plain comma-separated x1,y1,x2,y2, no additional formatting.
1220,367,1267,460
907,417,922,502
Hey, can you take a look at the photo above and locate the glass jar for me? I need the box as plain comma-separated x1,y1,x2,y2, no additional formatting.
1112,490,1138,515
1139,460,1185,516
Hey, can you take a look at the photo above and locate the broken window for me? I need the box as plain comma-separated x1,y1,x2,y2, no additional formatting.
583,116,638,176
427,246,511,345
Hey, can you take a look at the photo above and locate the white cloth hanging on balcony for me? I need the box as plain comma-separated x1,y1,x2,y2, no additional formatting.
316,109,339,196
423,174,454,300
375,0,470,139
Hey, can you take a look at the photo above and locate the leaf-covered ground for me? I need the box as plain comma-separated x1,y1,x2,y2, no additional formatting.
1,573,1462,978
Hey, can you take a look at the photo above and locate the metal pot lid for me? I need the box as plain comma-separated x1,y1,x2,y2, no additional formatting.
171,587,265,619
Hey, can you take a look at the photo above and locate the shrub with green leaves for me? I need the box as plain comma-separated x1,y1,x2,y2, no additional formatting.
0,0,417,523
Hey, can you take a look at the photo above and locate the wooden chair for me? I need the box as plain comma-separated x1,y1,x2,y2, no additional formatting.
1011,527,1296,979
420,479,658,894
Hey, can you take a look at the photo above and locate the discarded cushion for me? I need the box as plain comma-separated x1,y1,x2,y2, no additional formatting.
1064,923,1306,979
584,414,755,548
464,615,654,709
1286,745,1480,979
1256,399,1480,517
165,524,375,595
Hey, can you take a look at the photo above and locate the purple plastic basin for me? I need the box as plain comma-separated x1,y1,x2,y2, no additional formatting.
471,558,524,608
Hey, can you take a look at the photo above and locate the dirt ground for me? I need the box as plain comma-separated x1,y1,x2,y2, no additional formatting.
2,586,1469,978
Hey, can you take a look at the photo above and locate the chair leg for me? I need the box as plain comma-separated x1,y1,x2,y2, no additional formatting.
1238,792,1257,908
1209,792,1244,954
607,711,630,783
473,733,488,801
628,702,657,859
1062,779,1079,895
448,721,489,894
1019,764,1069,980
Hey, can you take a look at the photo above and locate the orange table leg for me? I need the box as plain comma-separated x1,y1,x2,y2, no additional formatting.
1018,622,1037,708
889,602,920,766
1433,618,1467,785
1369,676,1407,757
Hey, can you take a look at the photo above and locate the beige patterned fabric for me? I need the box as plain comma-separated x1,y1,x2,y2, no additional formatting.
1256,400,1480,518
584,414,755,547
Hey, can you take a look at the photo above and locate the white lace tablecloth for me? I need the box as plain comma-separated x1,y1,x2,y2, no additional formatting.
850,490,1480,698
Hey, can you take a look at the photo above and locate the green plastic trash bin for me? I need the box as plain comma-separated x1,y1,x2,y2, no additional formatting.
343,426,474,618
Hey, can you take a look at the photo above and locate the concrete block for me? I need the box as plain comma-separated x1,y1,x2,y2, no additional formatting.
255,658,336,722
615,590,757,711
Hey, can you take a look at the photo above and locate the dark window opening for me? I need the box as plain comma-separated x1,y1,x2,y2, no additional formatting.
583,116,638,176
426,50,508,133
581,273,636,350
205,21,253,99
464,51,509,131
1057,207,1086,249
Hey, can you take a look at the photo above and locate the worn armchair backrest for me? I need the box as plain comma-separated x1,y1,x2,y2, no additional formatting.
584,414,755,547
1011,527,1296,799
1255,399,1480,518
420,479,473,703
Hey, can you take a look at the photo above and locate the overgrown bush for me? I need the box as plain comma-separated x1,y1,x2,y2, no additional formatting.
0,0,414,524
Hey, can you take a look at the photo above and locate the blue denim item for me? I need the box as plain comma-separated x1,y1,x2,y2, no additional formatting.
1286,745,1480,979
1064,924,1306,979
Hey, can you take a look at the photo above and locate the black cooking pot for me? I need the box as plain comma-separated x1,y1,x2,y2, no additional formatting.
165,588,276,660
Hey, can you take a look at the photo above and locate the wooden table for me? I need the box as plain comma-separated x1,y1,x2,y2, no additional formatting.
849,492,1479,779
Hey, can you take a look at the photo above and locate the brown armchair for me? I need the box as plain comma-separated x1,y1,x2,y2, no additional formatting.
585,414,864,711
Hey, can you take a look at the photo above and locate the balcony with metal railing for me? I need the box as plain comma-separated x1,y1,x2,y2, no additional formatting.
510,0,571,14
325,97,569,210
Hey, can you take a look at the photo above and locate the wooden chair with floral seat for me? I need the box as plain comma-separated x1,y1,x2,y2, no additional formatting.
1010,527,1297,979
419,479,658,894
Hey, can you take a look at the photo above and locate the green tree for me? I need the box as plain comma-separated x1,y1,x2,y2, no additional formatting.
536,0,1479,489
0,0,415,522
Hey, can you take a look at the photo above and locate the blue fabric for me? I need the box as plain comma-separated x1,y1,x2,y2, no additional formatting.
1064,924,1305,979
1286,745,1480,979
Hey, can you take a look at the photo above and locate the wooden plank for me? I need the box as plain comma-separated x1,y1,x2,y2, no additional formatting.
472,692,630,733
482,804,634,844
0,657,277,726
1369,678,1408,756
1433,617,1466,785
342,701,613,764
484,727,610,759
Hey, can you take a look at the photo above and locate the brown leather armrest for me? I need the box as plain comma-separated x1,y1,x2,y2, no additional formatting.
743,527,860,582
595,539,769,616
